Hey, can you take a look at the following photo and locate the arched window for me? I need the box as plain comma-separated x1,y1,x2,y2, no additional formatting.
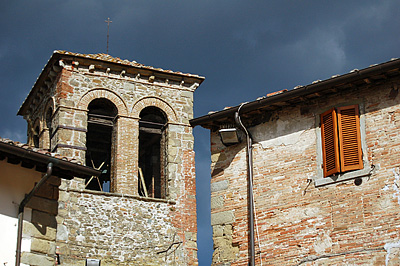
86,99,117,192
45,107,53,148
138,107,167,198
33,125,40,148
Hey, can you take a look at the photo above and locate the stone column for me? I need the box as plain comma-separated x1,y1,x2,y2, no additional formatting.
51,106,87,164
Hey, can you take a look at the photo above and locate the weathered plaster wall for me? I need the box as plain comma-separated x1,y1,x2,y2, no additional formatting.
0,160,61,266
210,78,400,265
0,161,40,266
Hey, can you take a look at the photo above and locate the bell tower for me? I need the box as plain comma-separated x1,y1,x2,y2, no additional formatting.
18,50,204,197
18,50,204,265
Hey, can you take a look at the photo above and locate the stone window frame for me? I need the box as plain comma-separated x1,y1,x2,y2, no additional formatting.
314,101,372,186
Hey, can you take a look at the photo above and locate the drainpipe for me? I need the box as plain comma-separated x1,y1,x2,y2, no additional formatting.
235,103,256,266
15,162,53,266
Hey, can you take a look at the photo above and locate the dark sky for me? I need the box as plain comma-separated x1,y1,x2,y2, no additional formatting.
1,1,400,264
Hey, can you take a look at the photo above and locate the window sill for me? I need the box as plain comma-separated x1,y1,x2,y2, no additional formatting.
314,166,372,187
66,188,177,205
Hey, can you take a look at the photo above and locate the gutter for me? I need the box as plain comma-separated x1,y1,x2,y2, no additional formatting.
15,163,53,266
190,58,400,127
0,141,100,178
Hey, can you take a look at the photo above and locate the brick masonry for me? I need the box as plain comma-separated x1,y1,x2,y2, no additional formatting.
209,77,400,265
19,52,203,265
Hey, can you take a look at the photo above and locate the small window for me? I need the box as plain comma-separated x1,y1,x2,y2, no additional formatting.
314,103,374,187
320,105,363,177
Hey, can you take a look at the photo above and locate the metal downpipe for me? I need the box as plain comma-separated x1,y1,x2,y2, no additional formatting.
235,103,256,266
15,162,53,266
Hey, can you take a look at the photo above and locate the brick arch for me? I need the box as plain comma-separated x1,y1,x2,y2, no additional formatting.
78,89,128,116
131,97,177,123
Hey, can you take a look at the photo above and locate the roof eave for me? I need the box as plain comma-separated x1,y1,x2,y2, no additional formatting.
0,141,100,178
190,58,400,128
18,51,205,117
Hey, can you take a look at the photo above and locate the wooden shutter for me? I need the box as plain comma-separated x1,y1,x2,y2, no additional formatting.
321,108,340,177
337,105,363,172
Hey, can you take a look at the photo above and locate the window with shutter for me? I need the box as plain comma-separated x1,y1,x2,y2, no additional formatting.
320,105,363,177
320,108,340,177
337,105,363,172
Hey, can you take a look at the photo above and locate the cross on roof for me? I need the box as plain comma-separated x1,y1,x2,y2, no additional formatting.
105,17,112,54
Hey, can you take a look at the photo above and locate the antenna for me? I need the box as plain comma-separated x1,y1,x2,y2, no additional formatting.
105,17,112,54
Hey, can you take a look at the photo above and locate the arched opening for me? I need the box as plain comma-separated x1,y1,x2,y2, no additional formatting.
86,99,117,192
138,107,167,198
45,107,53,149
33,125,40,148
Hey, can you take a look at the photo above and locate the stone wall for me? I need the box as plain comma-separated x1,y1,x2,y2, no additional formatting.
209,77,400,265
56,177,197,265
24,54,200,196
22,176,61,266
20,53,201,265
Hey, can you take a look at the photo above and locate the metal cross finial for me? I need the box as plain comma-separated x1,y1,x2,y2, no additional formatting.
105,17,112,54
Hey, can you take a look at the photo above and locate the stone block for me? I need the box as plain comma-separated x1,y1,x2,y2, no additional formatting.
213,225,224,237
211,180,229,192
31,238,56,255
211,196,224,209
26,195,58,215
23,221,56,241
58,190,70,202
211,210,234,226
21,252,55,266
32,210,57,228
34,183,56,200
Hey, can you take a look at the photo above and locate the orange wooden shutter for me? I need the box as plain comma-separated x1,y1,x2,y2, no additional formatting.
337,105,363,172
321,108,340,177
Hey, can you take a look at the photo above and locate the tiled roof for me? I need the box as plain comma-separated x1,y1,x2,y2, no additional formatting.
0,137,82,164
55,50,205,79
191,57,400,127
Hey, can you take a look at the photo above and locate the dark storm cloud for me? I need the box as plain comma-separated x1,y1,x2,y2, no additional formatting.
1,1,400,264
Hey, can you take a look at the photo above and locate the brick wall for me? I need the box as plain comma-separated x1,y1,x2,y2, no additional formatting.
209,78,400,265
21,54,200,265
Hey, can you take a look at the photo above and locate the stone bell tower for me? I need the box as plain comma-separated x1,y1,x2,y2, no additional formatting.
18,50,204,265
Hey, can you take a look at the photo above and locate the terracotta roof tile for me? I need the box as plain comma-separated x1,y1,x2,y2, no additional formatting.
55,50,204,79
0,137,82,164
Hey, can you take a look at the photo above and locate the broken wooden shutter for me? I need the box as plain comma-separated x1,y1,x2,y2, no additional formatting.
321,108,340,177
337,105,363,172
